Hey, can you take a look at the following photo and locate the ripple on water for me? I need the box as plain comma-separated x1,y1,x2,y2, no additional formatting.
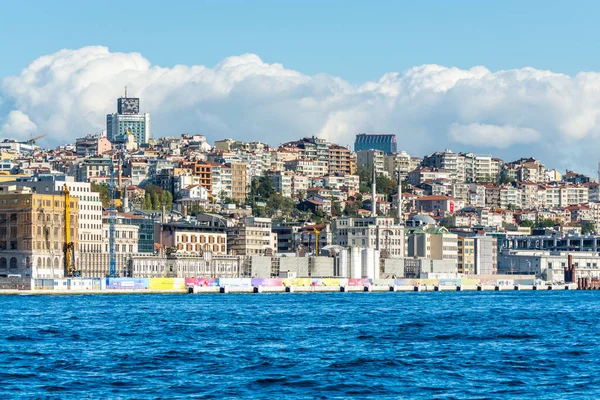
0,292,600,398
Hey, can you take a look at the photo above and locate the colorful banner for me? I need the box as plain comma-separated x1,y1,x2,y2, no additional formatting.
251,278,283,287
348,278,371,286
216,278,252,287
106,278,149,290
184,277,218,287
149,278,174,290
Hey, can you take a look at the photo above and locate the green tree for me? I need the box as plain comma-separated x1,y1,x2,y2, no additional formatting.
536,218,556,228
151,192,160,210
344,201,360,217
91,182,110,208
142,193,152,210
142,184,174,211
376,175,398,198
519,220,535,228
500,174,515,185
332,203,343,217
582,221,596,234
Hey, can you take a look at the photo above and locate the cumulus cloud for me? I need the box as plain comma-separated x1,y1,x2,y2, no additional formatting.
449,123,541,149
1,110,37,139
1,46,600,173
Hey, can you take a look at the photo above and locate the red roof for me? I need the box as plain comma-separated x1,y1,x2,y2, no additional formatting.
416,195,458,201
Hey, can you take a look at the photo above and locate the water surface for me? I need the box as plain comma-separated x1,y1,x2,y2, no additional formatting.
1,291,599,398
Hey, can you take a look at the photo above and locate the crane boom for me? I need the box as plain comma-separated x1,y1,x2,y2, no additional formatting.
28,134,47,144
108,159,117,277
63,184,75,277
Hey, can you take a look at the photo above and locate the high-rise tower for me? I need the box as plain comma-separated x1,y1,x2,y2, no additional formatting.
106,87,150,145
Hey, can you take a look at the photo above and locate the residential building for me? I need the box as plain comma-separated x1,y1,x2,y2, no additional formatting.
328,144,355,175
356,150,386,176
0,185,78,278
415,195,464,214
333,217,405,258
456,236,475,274
76,134,111,157
406,227,458,268
228,217,276,256
161,216,228,255
230,163,248,204
474,236,498,275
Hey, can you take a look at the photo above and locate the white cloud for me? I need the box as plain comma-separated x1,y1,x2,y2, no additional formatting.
449,123,541,149
2,46,600,173
1,110,37,139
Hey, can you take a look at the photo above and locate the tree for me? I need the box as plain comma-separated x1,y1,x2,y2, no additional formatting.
357,167,371,184
141,184,174,211
332,203,343,217
344,201,360,217
266,194,295,217
91,182,110,208
536,218,556,228
247,173,275,206
142,193,152,210
376,175,398,199
582,221,595,234
500,175,515,185
519,220,535,228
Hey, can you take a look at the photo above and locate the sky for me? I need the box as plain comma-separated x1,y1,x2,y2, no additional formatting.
1,0,600,174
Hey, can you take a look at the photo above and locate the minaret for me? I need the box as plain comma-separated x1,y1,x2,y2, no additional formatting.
122,184,129,213
397,169,403,223
371,166,377,217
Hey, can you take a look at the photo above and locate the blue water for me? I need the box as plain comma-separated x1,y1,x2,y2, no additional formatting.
2,292,600,399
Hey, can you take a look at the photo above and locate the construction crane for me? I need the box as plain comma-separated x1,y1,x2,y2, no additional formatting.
108,158,117,277
63,184,76,277
27,134,46,144
313,227,321,256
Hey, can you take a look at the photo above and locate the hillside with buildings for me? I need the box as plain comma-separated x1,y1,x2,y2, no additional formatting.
1,93,600,286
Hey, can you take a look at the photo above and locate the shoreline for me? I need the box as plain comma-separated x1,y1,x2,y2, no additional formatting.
0,283,580,295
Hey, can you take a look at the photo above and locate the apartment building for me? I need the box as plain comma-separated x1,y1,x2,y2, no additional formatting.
406,227,458,268
161,217,228,255
356,150,386,176
333,217,405,258
328,144,354,175
228,217,277,256
457,236,475,274
230,163,248,204
0,185,78,278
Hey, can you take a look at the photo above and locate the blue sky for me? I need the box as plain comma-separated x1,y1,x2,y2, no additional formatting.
1,0,597,81
2,0,600,174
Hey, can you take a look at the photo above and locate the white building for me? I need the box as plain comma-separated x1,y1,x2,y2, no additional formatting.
333,217,405,258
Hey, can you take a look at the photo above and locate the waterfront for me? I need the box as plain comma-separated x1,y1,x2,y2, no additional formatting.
2,292,600,398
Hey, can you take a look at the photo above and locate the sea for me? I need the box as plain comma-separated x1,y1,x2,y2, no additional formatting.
1,291,600,399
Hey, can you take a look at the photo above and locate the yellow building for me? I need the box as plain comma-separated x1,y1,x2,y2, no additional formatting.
0,185,78,278
0,172,30,183
457,236,475,274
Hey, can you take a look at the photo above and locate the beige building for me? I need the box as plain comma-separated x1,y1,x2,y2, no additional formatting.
457,236,475,274
228,217,277,256
406,227,458,267
328,145,354,175
0,185,78,278
230,163,248,204
161,220,228,255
